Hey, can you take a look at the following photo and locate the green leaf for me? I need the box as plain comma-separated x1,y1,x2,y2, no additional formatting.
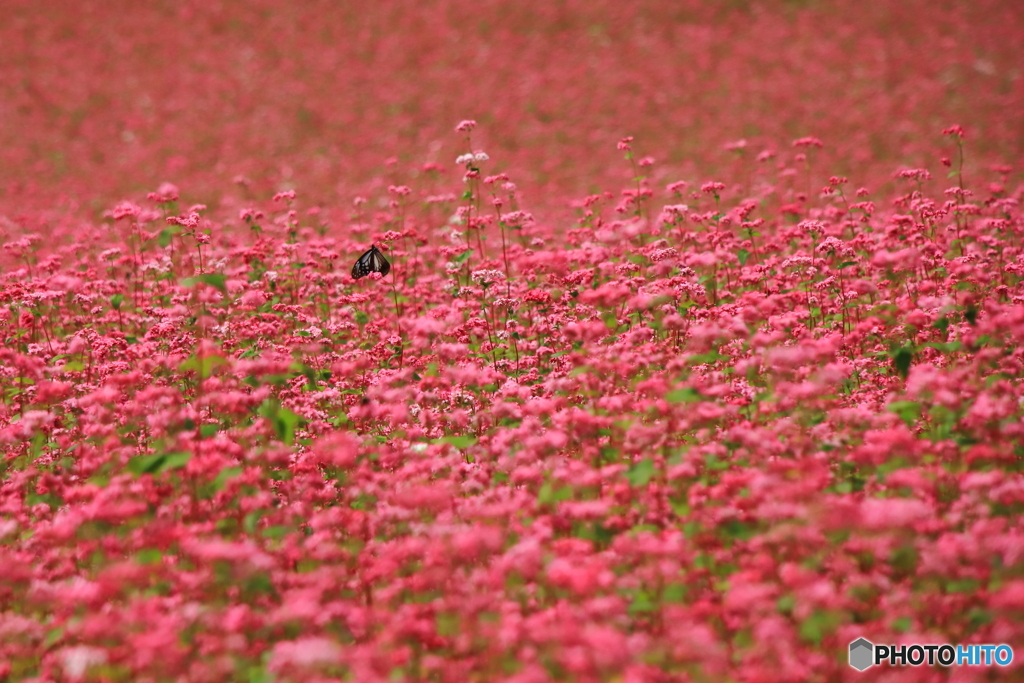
158,228,174,247
629,591,657,613
110,293,124,310
243,511,263,534
127,451,191,476
737,249,751,266
626,458,655,487
837,260,858,270
213,466,243,492
136,548,163,565
435,435,477,449
243,571,276,596
919,341,962,353
246,665,272,683
126,453,164,476
179,353,227,379
891,616,913,633
663,583,687,603
160,451,192,471
665,387,703,403
259,399,303,445
967,608,993,630
44,626,65,649
436,612,461,637
261,525,291,540
453,249,474,265
570,365,592,378
886,400,921,426
181,273,228,295
799,609,842,645
537,482,572,505
686,351,727,365
888,544,918,580
719,519,757,540
705,453,730,471
892,346,913,379
945,578,980,593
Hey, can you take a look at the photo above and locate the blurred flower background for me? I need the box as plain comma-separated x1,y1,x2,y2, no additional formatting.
1,2,1024,682
2,0,1021,215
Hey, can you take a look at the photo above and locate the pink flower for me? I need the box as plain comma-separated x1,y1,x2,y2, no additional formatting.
146,182,179,202
58,645,108,680
111,201,141,220
268,637,341,672
942,124,966,138
792,136,824,148
859,498,933,531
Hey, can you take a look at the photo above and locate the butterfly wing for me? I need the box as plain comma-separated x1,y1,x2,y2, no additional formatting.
351,249,369,279
372,247,391,277
352,245,391,279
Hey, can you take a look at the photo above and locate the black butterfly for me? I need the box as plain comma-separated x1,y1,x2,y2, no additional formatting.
351,244,391,279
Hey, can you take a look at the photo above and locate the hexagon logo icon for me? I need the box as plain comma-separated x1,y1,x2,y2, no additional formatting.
849,638,874,671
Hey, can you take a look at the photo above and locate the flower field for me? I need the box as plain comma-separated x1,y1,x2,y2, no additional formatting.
1,1,1023,681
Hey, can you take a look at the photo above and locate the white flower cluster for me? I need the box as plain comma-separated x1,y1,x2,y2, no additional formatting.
456,151,490,165
471,269,505,284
